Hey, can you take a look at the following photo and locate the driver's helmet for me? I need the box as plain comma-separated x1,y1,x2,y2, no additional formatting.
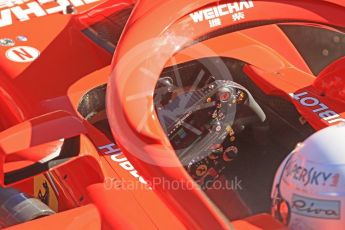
271,124,345,230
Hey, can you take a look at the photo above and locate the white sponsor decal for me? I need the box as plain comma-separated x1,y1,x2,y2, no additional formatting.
0,38,14,46
284,159,340,187
16,35,28,41
189,0,254,28
98,143,148,185
5,45,39,62
291,194,340,219
290,91,345,124
0,0,99,28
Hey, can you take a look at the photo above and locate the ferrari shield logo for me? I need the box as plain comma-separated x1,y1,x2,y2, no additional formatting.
34,174,59,212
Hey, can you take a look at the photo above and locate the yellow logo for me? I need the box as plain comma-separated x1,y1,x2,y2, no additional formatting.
196,165,208,177
34,174,58,212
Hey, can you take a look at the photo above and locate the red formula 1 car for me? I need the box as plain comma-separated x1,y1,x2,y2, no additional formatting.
0,0,345,229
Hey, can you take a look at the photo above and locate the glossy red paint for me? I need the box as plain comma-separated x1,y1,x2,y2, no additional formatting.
108,0,345,229
0,0,344,229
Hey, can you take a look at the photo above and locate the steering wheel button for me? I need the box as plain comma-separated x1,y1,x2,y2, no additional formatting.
226,126,235,136
218,90,231,102
236,91,246,103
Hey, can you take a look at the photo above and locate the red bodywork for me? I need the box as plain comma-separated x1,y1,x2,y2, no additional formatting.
0,0,345,229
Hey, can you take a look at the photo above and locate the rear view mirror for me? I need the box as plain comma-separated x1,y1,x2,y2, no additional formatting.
0,111,86,186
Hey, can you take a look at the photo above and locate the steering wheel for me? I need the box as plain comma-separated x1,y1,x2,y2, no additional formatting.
155,78,266,166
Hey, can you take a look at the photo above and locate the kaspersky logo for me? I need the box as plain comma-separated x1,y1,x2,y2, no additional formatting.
189,0,254,28
0,0,99,28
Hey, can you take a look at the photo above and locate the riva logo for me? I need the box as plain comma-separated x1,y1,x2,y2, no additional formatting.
292,194,340,219
0,0,99,28
189,1,254,28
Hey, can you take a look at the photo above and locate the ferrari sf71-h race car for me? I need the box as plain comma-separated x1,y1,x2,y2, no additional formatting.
0,0,345,229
